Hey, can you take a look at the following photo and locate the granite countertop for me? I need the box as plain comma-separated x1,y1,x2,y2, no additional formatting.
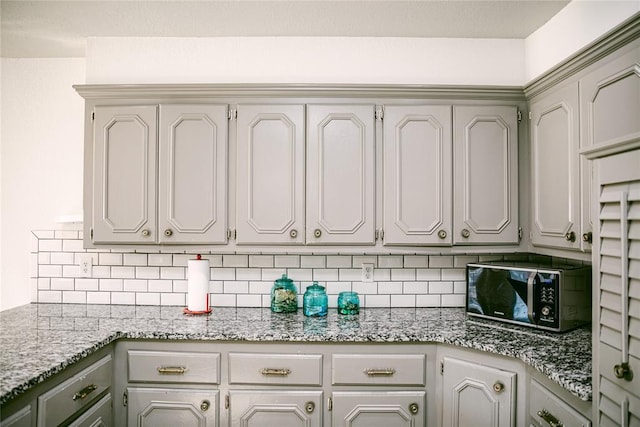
0,303,592,405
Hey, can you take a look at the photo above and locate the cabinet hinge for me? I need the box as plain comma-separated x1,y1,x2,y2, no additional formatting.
518,226,523,241
123,390,128,407
328,396,333,411
375,228,384,241
228,108,237,120
375,106,384,121
528,111,533,120
91,111,95,121
517,110,522,123
440,360,444,375
225,393,230,410
227,229,236,240
90,228,94,240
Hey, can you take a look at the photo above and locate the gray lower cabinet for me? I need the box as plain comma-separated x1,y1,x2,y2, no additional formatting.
127,388,219,426
440,353,519,427
0,406,32,427
529,379,590,427
68,394,112,427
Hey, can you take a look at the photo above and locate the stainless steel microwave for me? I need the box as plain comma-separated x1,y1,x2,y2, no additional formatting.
466,262,592,332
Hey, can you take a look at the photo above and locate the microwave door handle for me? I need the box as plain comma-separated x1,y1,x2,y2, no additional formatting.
527,272,536,323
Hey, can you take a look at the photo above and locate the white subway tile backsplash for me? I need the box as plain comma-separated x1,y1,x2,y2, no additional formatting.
124,253,148,266
148,254,173,266
32,230,492,309
99,253,123,266
274,255,300,268
39,239,62,252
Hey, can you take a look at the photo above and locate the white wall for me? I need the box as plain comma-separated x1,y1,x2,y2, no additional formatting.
525,0,640,82
86,37,525,85
0,58,85,310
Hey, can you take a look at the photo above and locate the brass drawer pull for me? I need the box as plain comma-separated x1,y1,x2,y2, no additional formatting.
364,368,396,377
260,368,291,376
157,366,188,375
537,409,563,427
72,384,97,401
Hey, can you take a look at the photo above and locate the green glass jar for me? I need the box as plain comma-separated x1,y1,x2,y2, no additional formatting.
303,282,328,317
270,274,298,313
337,291,360,315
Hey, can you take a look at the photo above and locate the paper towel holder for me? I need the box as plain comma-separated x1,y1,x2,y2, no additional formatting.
184,254,212,316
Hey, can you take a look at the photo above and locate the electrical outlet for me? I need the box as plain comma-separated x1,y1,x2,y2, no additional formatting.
77,254,93,278
362,263,374,283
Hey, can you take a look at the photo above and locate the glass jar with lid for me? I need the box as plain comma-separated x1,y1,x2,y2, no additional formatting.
303,282,328,317
270,274,298,313
337,291,360,315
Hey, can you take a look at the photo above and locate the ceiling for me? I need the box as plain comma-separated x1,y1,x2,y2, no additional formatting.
1,0,571,58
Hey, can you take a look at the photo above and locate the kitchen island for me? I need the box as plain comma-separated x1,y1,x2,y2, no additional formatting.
0,303,592,407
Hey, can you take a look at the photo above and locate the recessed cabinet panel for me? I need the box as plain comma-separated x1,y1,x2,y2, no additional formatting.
530,83,580,250
92,105,157,244
236,105,305,245
307,104,375,245
332,391,425,427
383,105,452,246
453,106,519,245
229,390,322,427
127,388,218,427
159,105,228,244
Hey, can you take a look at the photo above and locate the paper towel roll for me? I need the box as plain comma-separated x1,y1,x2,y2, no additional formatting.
187,256,210,312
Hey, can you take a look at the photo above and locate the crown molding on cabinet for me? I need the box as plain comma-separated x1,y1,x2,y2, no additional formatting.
73,83,526,102
525,12,640,99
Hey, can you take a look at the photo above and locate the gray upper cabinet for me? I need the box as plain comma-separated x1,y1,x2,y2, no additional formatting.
453,106,519,245
529,83,581,250
382,105,452,246
236,104,305,245
92,105,158,244
159,104,228,244
91,104,229,245
306,104,376,245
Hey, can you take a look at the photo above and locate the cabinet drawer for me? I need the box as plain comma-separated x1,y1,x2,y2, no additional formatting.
128,350,220,384
37,355,112,427
228,352,323,386
332,354,426,386
530,379,591,427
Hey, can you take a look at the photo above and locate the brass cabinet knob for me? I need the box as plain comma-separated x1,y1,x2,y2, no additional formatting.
314,229,322,238
141,229,151,237
565,231,576,242
408,402,419,415
200,400,210,412
493,381,505,393
305,401,315,414
290,229,298,238
461,229,470,238
164,229,173,237
582,231,593,243
614,362,633,381
438,230,447,239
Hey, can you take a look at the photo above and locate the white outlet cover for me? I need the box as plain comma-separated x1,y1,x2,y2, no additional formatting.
77,254,93,277
362,263,374,283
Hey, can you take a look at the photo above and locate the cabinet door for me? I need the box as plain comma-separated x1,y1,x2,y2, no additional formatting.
228,390,322,426
530,84,580,250
453,106,519,245
332,391,425,427
92,105,157,244
441,356,516,427
236,105,305,245
307,104,376,245
383,105,452,246
159,105,228,244
127,388,218,427
580,48,640,252
68,394,112,427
